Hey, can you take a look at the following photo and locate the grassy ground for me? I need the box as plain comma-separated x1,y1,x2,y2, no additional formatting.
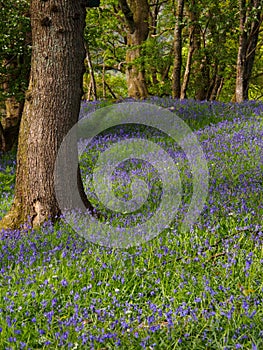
0,98,262,349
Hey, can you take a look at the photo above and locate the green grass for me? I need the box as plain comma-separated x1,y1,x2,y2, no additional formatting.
0,99,262,349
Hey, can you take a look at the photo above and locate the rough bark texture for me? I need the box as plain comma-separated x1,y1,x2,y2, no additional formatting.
0,0,91,230
172,0,184,99
235,0,262,102
119,0,149,99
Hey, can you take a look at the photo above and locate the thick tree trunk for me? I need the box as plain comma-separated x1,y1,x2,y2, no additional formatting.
119,0,149,99
235,0,262,102
172,0,184,99
0,0,91,230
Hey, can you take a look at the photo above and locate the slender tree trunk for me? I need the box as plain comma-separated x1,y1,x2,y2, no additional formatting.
206,61,219,101
149,0,161,89
0,0,92,230
195,34,210,101
185,0,210,101
216,77,224,100
119,0,149,99
243,0,262,99
102,61,106,99
0,121,6,151
85,43,97,100
86,79,92,100
235,0,248,102
235,0,262,102
183,0,210,100
161,47,173,83
172,0,184,99
209,73,224,101
180,27,195,99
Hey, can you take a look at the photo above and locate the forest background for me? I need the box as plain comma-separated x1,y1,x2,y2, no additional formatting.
0,0,262,151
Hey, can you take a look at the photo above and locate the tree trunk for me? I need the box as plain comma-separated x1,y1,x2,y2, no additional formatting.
1,56,29,152
119,0,149,99
172,0,184,99
0,121,5,151
235,0,248,102
209,73,224,101
194,59,210,100
85,43,97,100
180,27,195,99
0,0,92,230
149,0,161,88
235,0,262,102
243,0,262,99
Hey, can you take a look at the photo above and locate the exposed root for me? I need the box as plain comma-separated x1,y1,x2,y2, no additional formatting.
0,199,24,231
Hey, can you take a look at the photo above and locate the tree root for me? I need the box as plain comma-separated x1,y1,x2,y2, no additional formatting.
0,200,24,231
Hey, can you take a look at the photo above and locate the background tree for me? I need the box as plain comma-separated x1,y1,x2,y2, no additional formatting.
235,0,263,102
248,29,263,99
1,0,263,134
0,0,31,151
84,0,128,99
0,0,98,230
119,0,150,99
172,0,184,98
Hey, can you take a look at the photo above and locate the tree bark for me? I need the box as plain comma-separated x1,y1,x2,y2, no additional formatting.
235,0,262,102
0,0,93,230
209,72,224,101
119,0,149,99
180,27,195,99
85,43,97,100
235,0,249,102
0,121,6,151
172,0,184,99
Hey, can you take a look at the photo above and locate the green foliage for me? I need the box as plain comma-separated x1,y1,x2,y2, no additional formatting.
0,0,262,104
85,2,126,75
0,0,31,104
84,0,262,101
